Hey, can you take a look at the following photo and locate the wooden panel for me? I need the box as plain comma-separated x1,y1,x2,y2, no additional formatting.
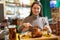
57,21,60,35
49,23,57,34
0,4,4,22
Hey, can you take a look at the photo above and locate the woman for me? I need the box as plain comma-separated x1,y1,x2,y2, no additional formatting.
18,1,52,33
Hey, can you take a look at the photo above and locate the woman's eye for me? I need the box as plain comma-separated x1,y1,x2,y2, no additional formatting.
37,8,39,10
33,7,36,9
33,7,40,10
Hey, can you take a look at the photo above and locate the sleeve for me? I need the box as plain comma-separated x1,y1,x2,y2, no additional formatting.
44,17,52,33
17,17,30,33
23,17,30,23
17,25,24,33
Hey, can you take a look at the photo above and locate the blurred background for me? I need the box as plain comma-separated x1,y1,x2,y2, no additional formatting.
0,0,60,40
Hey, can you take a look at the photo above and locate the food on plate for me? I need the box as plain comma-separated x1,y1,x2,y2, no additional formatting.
31,26,42,38
20,32,32,38
42,30,52,37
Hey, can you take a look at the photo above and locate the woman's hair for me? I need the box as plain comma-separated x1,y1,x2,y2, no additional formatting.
29,1,43,17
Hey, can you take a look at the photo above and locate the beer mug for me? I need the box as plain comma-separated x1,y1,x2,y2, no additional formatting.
8,25,16,40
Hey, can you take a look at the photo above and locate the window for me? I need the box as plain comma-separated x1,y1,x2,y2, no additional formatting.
5,0,34,19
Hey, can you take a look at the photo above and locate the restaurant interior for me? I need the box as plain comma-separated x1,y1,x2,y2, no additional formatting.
0,0,60,40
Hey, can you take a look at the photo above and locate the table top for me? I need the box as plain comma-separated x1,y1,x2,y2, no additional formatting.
16,33,58,40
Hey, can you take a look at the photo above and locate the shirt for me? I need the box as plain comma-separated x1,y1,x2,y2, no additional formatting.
18,15,52,33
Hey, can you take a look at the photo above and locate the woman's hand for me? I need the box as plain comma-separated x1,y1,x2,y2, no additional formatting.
43,26,49,31
23,23,32,27
22,23,32,32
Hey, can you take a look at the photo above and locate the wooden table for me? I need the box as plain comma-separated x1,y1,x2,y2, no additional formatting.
16,33,58,40
21,36,58,40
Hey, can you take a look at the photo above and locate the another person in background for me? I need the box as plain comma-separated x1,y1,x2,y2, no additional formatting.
18,1,52,33
0,20,8,40
0,19,8,30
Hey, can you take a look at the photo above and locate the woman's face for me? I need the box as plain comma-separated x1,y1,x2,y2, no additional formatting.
32,4,41,15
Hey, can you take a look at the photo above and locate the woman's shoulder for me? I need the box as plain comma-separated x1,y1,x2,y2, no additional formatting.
24,16,31,20
39,17,48,21
40,17,48,19
23,16,32,23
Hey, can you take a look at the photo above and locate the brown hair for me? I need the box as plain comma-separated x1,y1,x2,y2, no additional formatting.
29,1,43,17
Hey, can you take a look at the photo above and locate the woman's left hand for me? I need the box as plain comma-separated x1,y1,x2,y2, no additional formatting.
43,26,49,31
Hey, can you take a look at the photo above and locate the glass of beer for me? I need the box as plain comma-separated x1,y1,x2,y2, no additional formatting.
8,25,16,40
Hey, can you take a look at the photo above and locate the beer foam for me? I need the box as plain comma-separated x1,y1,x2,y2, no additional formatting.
8,25,16,28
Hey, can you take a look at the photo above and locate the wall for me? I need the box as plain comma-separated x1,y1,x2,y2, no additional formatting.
40,0,52,19
0,3,4,22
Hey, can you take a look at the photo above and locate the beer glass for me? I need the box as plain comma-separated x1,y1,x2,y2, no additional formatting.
8,25,16,40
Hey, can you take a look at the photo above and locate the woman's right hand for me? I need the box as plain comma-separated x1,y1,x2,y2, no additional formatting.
23,23,32,27
22,23,32,32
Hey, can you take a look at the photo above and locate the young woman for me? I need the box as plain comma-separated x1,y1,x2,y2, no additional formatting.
18,1,52,33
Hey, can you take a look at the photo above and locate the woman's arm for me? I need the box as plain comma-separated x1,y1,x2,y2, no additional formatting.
43,17,52,33
17,17,29,33
17,25,24,33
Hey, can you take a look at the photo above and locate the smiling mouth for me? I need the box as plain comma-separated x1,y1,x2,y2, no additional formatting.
35,12,39,14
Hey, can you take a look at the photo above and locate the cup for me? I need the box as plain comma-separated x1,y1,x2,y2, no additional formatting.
8,25,16,40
